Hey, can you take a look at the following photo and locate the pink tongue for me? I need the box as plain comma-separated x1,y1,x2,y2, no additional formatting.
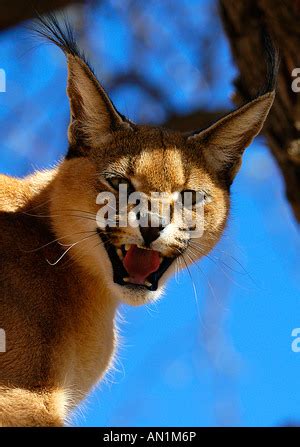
123,245,161,285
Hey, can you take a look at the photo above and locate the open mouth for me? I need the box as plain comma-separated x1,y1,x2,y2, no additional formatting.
97,229,174,291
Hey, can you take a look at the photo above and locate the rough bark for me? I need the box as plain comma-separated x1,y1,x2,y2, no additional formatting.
0,0,83,30
220,0,300,221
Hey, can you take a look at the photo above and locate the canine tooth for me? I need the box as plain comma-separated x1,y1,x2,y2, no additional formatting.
117,248,123,259
159,257,163,264
144,280,152,287
125,244,131,251
123,277,130,282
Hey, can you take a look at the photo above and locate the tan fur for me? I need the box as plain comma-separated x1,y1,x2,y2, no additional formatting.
0,170,117,425
0,388,66,427
0,24,275,426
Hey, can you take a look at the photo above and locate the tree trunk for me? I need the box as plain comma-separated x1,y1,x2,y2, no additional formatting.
0,1,83,31
220,0,300,221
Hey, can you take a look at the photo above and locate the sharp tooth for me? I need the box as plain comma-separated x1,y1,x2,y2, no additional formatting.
123,277,130,282
144,280,152,288
125,244,131,251
117,248,123,260
159,257,163,264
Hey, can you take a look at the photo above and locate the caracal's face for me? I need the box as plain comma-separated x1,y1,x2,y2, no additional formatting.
52,127,229,306
47,25,274,306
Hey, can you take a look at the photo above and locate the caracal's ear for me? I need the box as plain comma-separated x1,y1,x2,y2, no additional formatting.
32,14,132,157
187,33,279,185
187,91,275,183
66,54,131,151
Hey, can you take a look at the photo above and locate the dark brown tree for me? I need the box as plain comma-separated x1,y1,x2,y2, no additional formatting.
220,0,300,221
0,0,83,30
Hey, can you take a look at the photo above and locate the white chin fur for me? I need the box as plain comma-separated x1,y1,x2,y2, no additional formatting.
109,281,165,306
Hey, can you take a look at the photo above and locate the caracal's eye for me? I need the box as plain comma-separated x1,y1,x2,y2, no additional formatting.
180,190,208,208
106,176,134,194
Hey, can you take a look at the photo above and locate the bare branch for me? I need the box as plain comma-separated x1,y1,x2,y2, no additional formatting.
220,0,300,221
0,0,83,30
163,109,228,132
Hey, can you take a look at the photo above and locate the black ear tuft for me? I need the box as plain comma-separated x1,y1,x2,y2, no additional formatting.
257,31,280,96
30,12,94,74
187,32,278,185
31,13,133,155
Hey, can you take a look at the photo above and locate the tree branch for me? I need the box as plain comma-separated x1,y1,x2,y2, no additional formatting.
163,109,228,133
0,0,83,30
220,0,300,221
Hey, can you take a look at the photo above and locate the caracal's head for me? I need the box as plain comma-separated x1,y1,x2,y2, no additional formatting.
40,17,276,305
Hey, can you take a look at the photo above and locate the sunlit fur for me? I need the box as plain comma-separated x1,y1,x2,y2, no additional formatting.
0,16,276,426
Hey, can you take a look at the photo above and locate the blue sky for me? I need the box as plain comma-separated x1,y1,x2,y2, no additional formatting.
0,0,300,427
